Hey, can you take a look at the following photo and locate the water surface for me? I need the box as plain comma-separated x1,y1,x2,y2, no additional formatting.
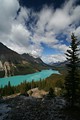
0,69,59,87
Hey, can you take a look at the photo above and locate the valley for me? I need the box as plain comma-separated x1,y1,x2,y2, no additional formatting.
0,42,49,78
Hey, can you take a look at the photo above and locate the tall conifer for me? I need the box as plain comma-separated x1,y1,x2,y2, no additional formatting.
65,33,80,107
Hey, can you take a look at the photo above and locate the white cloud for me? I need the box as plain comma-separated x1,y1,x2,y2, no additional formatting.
71,5,80,24
11,23,30,44
0,0,19,34
74,26,80,39
47,9,71,32
36,6,53,34
0,0,80,63
53,44,69,53
28,44,43,57
42,54,66,63
16,7,30,25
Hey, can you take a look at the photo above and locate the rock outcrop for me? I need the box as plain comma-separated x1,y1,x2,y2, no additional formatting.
27,88,48,98
0,61,16,77
0,61,3,71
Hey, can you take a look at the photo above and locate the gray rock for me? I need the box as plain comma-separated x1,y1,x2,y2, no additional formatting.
1,95,76,120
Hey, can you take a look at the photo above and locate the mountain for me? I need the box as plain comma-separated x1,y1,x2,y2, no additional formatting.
21,53,46,66
21,53,49,71
0,42,48,78
50,61,67,68
0,42,22,62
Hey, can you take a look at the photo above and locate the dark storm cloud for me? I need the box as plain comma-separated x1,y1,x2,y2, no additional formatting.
19,0,65,11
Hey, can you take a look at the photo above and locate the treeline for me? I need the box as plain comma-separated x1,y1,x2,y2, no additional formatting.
0,74,64,96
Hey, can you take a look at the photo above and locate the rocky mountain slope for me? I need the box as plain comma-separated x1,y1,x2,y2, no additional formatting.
21,53,48,70
0,42,22,62
0,42,48,78
22,53,45,65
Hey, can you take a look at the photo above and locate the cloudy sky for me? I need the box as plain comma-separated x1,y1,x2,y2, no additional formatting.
0,0,80,63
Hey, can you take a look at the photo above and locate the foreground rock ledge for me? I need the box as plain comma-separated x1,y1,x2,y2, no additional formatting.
0,94,77,120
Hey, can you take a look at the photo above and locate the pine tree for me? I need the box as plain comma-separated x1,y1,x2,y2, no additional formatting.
48,87,55,98
65,33,80,107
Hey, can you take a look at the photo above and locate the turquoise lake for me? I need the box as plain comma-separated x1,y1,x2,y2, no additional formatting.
0,69,59,87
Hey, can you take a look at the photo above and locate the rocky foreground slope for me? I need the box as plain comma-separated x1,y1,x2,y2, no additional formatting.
0,94,78,120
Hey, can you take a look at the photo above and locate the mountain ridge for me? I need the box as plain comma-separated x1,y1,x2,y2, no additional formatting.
0,42,22,62
0,42,48,78
21,53,47,66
